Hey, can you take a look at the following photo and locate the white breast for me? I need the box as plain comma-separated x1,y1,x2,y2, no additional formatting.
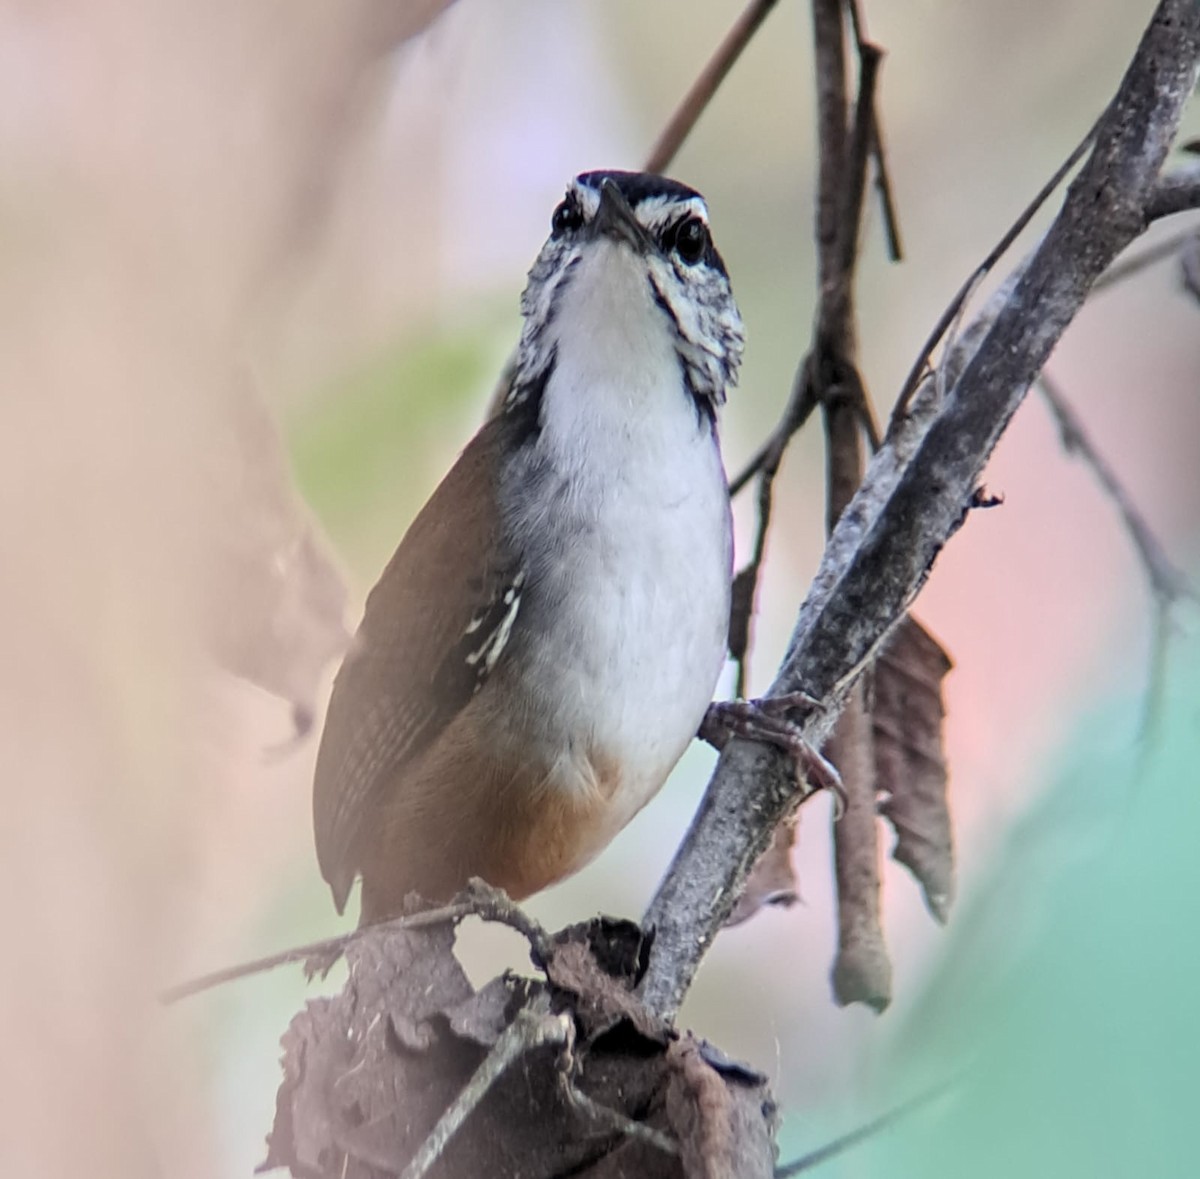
501,238,733,855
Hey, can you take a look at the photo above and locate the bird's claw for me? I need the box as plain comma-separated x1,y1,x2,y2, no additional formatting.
700,694,846,815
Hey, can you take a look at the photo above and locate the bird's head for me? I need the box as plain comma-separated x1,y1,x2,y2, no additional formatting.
509,171,744,424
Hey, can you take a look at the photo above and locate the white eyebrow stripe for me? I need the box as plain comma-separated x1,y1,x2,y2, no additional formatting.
566,184,709,232
632,194,709,229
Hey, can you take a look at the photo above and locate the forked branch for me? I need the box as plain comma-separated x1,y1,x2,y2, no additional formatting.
639,0,1200,1023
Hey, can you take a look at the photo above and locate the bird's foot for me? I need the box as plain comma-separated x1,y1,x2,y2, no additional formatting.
700,694,845,814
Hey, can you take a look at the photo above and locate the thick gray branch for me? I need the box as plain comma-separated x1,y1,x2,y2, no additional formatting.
639,0,1200,1022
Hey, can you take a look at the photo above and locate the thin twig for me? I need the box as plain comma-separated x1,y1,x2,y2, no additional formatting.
848,0,903,261
1182,232,1200,301
810,0,892,1012
1036,371,1195,768
734,428,784,697
1091,223,1200,292
729,375,818,495
730,375,813,692
773,1077,957,1176
1036,373,1194,608
160,904,468,1004
1145,161,1200,221
869,117,904,263
1137,608,1174,775
837,38,882,283
160,879,549,1004
643,0,782,174
559,1074,680,1159
934,267,985,407
399,995,571,1179
889,124,1098,424
729,0,891,685
728,0,889,496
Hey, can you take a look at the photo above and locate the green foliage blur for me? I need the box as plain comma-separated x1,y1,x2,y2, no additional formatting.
789,627,1200,1177
289,320,505,580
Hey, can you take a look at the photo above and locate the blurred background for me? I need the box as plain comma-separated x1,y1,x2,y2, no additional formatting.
0,1,1197,1176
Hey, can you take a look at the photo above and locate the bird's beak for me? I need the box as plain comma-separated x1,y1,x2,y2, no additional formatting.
589,179,654,254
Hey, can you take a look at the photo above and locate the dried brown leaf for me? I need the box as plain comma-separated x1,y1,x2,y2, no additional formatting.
873,615,955,923
263,920,475,1175
726,818,799,926
444,974,526,1048
665,1039,776,1179
264,916,778,1178
544,918,663,1042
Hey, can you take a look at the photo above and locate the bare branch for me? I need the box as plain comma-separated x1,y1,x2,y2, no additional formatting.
1138,608,1174,771
640,0,1200,1022
728,5,888,500
1035,370,1195,773
802,0,895,1011
846,0,902,262
889,126,1097,422
1036,372,1194,609
868,113,904,264
728,374,818,496
160,879,548,1003
732,426,784,697
1183,232,1200,301
728,0,851,687
728,0,889,694
642,0,782,175
161,904,465,1003
399,994,572,1179
811,0,849,299
773,1077,956,1176
1146,161,1200,221
1092,222,1200,292
558,1076,680,1161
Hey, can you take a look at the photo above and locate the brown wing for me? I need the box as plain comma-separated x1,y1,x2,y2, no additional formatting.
312,417,523,913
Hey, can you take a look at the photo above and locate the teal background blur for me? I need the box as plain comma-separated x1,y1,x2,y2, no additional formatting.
0,2,1196,1176
847,639,1200,1178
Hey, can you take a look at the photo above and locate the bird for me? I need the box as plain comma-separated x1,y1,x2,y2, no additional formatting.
313,170,746,926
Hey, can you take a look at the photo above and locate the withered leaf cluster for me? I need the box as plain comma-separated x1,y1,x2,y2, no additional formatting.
264,915,777,1179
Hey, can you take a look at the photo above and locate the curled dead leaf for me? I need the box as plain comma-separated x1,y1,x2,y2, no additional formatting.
873,615,955,923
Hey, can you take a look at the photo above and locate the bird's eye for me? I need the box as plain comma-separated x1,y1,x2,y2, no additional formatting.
667,216,709,265
551,199,583,237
